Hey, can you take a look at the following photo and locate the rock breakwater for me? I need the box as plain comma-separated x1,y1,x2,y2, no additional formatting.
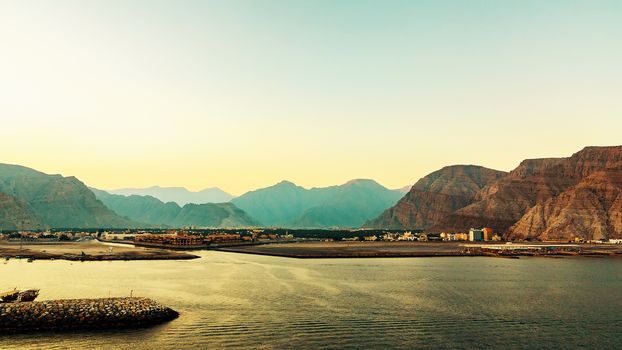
0,297,178,333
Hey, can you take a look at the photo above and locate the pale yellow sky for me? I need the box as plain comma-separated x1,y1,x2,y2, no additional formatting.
1,1,621,195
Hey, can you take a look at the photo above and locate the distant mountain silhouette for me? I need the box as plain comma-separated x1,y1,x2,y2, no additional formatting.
92,188,259,228
231,179,402,228
109,186,234,206
0,164,139,229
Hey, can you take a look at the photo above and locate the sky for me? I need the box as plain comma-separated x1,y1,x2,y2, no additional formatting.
1,0,621,195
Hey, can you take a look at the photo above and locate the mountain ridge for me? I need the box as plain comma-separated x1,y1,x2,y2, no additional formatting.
231,179,403,228
109,186,234,206
91,188,259,228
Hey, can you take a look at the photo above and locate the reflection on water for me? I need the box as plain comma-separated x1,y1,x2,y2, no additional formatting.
1,252,621,349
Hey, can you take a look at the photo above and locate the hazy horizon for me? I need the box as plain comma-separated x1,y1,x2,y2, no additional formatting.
2,0,621,195
4,146,615,197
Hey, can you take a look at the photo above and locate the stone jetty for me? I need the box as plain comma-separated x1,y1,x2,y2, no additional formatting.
0,297,178,333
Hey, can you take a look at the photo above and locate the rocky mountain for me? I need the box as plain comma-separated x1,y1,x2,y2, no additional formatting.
109,186,234,206
0,164,139,229
433,146,622,240
231,179,403,228
0,192,43,230
506,171,622,241
230,181,307,227
431,158,574,233
172,203,258,228
365,165,507,229
92,189,259,228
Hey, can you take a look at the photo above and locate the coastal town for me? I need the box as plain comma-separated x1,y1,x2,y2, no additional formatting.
2,227,621,261
3,226,621,246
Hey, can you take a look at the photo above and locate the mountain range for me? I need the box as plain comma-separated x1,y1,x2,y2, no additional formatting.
231,179,403,228
368,146,622,241
108,186,234,206
91,189,258,228
0,163,402,230
2,145,622,239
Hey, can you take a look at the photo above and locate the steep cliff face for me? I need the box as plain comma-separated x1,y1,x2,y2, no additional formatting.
506,171,622,241
564,146,622,178
432,158,574,232
365,165,506,229
433,146,622,239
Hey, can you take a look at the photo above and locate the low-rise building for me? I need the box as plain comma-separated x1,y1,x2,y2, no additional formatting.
465,243,581,254
101,233,137,241
205,234,241,243
135,233,204,246
383,233,400,241
455,233,469,241
482,227,494,241
399,232,416,241
469,228,485,242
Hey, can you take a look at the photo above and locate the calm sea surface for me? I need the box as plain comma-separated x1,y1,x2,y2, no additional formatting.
1,252,621,349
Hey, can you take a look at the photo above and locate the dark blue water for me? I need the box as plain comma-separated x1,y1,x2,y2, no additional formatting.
1,252,621,349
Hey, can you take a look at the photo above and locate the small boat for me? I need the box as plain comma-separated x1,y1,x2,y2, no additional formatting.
27,258,34,263
18,289,40,302
0,289,20,303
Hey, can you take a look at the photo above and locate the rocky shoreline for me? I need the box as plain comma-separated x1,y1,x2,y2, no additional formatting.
0,297,178,333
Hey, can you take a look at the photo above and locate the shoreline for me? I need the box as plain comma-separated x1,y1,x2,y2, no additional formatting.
216,247,469,259
100,238,270,250
216,241,622,259
0,241,199,261
3,240,620,261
